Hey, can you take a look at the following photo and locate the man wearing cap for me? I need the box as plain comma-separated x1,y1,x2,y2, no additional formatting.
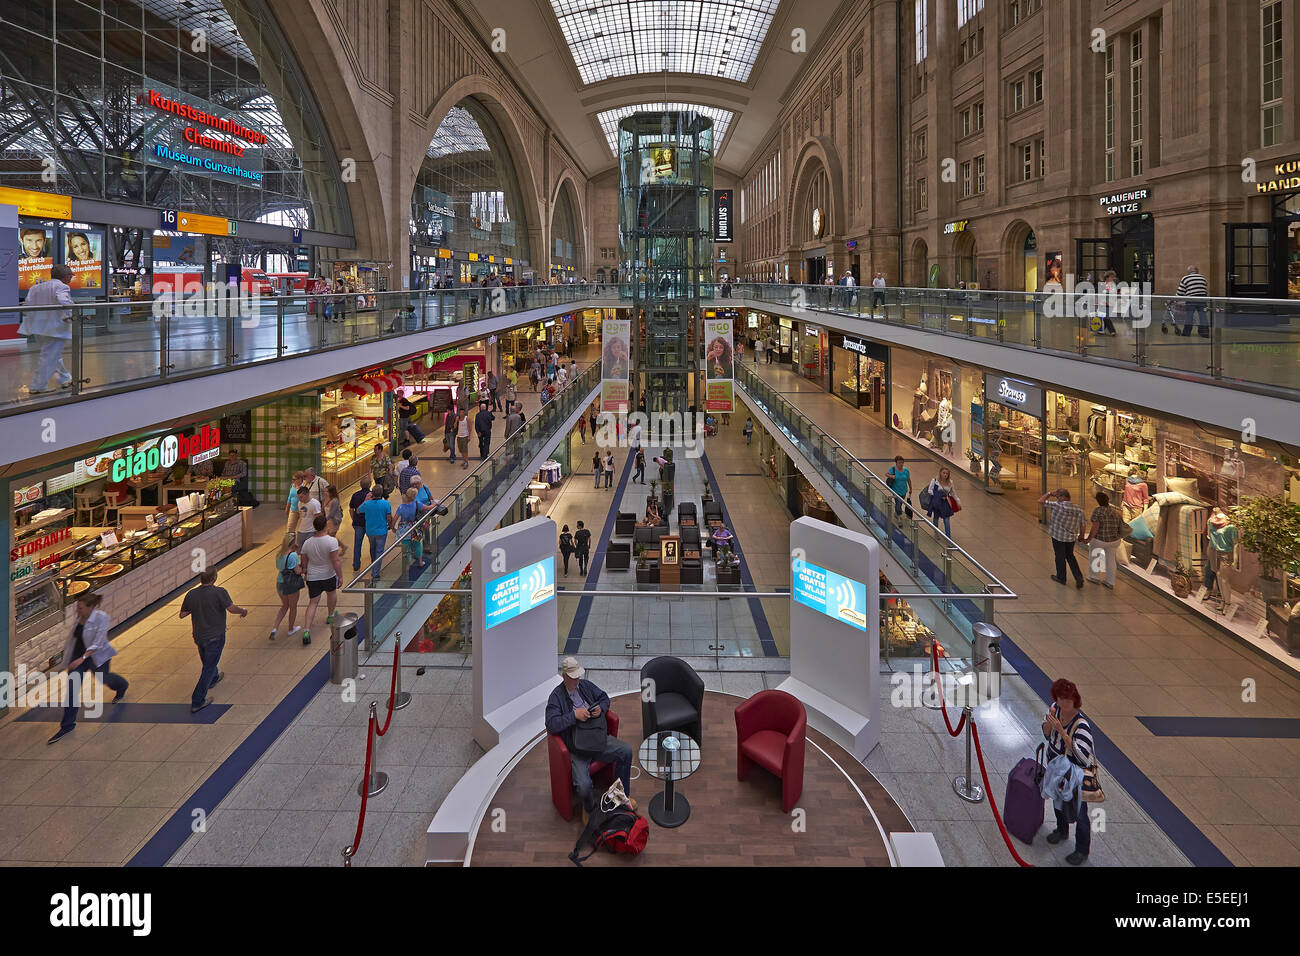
545,656,632,812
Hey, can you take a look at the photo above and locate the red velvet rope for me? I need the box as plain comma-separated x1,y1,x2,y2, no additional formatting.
375,637,400,737
971,721,1034,868
346,707,376,864
929,641,967,737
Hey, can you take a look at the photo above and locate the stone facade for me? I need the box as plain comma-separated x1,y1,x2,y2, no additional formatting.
738,0,1300,297
12,514,244,677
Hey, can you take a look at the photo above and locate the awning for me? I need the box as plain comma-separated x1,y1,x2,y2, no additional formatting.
341,371,403,396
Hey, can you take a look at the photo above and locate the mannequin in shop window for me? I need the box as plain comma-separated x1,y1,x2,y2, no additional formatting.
1204,507,1239,612
1121,467,1151,520
934,398,954,455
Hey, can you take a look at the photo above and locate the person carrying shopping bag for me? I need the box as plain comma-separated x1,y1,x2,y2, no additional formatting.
920,466,960,537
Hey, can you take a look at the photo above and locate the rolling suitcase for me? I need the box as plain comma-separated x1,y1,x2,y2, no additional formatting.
1003,744,1046,844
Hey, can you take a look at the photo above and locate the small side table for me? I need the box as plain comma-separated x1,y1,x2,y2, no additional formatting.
637,730,701,828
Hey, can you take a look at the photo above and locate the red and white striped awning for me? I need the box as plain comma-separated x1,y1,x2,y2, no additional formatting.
341,371,403,396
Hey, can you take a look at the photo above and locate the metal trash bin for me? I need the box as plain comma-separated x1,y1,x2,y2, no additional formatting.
330,613,360,684
971,622,1004,701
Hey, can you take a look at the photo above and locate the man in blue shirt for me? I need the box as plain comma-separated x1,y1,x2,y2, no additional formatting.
348,476,373,573
886,455,912,516
357,486,393,582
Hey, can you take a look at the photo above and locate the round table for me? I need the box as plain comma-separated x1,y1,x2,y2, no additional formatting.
637,731,701,828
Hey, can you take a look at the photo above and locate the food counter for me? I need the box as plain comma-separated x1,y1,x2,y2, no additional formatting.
322,430,391,489
10,492,244,672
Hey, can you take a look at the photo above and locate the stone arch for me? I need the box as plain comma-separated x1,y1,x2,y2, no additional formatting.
786,136,846,249
409,75,546,271
1000,219,1038,292
906,237,930,288
550,169,587,276
951,229,977,286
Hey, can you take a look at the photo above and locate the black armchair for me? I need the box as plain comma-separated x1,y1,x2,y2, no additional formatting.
681,526,700,549
615,512,637,537
702,501,723,524
640,656,705,745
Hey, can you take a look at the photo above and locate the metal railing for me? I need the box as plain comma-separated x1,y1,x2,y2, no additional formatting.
343,585,1012,666
735,362,1015,652
728,282,1300,395
342,361,601,639
0,284,625,415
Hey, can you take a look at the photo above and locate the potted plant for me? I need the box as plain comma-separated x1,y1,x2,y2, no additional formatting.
1231,494,1300,603
635,542,646,569
701,479,713,505
648,479,658,509
716,545,742,587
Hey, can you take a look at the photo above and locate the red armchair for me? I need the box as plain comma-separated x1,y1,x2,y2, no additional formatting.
548,711,620,821
735,690,807,812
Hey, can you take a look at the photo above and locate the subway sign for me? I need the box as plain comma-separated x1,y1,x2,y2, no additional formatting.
110,425,221,482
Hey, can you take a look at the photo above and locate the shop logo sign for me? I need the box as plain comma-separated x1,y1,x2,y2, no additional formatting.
997,379,1028,405
110,426,220,482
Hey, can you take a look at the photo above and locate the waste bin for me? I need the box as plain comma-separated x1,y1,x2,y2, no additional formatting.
330,613,360,684
971,622,1004,701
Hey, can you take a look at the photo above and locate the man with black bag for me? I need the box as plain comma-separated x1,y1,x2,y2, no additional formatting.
545,656,632,814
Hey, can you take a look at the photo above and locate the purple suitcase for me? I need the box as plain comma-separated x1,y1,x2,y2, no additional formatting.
1003,744,1046,844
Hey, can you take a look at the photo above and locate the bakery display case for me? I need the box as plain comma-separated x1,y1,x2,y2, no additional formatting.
321,390,391,488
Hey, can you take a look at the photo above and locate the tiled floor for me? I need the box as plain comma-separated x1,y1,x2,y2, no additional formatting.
732,357,1300,866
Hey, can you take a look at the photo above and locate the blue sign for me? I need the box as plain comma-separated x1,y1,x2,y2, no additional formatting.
791,558,868,631
160,209,178,230
484,556,556,630
292,227,303,244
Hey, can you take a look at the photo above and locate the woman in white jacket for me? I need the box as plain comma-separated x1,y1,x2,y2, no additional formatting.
49,593,128,745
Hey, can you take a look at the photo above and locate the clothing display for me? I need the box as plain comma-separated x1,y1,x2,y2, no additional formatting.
1203,511,1239,608
1121,474,1151,519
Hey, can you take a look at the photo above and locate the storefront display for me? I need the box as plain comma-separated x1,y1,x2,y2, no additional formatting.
981,373,1046,513
830,334,886,421
320,383,392,489
889,346,983,476
881,575,937,658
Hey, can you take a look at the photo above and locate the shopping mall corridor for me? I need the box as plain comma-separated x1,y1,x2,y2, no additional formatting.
735,356,1300,867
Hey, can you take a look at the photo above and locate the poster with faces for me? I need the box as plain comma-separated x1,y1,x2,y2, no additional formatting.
18,225,53,290
63,227,103,291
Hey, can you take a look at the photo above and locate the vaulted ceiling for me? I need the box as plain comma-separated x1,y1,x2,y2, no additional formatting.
454,0,843,175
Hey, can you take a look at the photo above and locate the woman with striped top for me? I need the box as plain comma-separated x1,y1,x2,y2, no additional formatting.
1042,678,1095,864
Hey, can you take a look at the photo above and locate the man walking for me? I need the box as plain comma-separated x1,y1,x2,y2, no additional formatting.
504,401,524,438
743,417,754,445
179,568,248,714
487,369,501,411
444,407,459,463
358,485,394,582
604,451,615,488
840,269,856,309
475,401,495,459
1039,489,1086,589
575,520,592,575
21,263,76,394
633,446,646,484
298,515,342,646
295,484,321,548
872,272,887,312
456,408,471,469
348,476,373,574
1176,265,1209,338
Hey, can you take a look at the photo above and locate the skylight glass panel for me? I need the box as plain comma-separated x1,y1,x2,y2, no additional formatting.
551,0,781,84
425,106,490,158
596,102,734,153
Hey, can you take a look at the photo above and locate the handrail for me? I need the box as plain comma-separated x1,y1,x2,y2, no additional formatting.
342,360,602,592
339,587,1019,599
734,362,1015,597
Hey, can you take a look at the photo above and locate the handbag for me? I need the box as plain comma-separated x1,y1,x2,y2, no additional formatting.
918,486,933,511
278,565,305,593
571,710,609,757
947,494,961,514
1081,761,1107,803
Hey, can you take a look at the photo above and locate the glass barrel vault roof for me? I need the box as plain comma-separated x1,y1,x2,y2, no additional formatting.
598,102,733,153
550,0,780,84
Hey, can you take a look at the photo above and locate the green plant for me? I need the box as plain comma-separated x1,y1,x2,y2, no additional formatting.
635,541,646,569
649,479,658,495
1230,494,1300,579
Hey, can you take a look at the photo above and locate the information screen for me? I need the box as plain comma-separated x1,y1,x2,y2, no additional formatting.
791,557,868,631
484,556,556,630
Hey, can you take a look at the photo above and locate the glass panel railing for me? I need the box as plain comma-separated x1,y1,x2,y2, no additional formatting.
0,285,627,414
345,360,602,638
730,283,1300,394
735,363,1015,654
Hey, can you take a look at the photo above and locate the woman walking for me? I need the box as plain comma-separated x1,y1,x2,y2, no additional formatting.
923,466,959,537
444,407,459,463
271,536,305,640
559,524,575,575
1084,491,1126,589
49,593,128,744
395,487,424,567
323,484,347,561
284,471,304,539
1042,678,1097,865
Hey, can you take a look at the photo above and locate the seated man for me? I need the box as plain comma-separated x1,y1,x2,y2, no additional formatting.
545,656,632,813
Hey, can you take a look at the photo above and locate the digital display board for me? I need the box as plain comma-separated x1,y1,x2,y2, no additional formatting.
791,557,868,631
483,556,556,630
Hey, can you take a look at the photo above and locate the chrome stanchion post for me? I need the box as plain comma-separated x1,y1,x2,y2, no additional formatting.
952,706,984,803
393,630,411,710
358,701,389,797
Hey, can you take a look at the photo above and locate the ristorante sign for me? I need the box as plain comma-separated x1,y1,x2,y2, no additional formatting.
141,84,265,186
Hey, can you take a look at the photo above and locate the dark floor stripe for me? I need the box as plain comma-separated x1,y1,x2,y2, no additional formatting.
995,638,1232,867
1138,716,1300,739
563,448,636,654
18,703,230,724
724,472,767,476
127,652,331,867
699,450,779,658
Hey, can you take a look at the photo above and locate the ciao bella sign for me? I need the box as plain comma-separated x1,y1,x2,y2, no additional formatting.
111,425,221,482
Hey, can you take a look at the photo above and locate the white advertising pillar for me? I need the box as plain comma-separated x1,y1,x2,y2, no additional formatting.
778,516,881,760
471,516,560,751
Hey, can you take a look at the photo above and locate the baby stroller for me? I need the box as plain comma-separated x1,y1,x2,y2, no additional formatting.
704,415,719,437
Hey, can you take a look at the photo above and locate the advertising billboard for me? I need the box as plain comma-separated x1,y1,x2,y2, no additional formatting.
18,225,53,291
483,556,556,630
713,189,733,242
703,315,734,413
600,317,630,412
791,556,868,632
63,227,104,291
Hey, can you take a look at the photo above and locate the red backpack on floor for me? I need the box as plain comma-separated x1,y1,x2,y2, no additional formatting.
569,808,649,865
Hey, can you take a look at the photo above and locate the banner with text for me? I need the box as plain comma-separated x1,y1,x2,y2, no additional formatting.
703,316,734,412
600,317,630,412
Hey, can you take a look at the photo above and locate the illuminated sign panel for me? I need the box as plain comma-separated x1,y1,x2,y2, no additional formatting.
483,557,556,630
0,186,72,220
142,83,264,186
791,557,868,631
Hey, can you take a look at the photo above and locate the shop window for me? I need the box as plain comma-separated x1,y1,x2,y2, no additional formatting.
916,176,928,211
975,154,985,193
961,160,973,198
916,130,927,160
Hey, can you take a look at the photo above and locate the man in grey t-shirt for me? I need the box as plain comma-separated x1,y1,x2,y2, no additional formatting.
180,568,247,713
